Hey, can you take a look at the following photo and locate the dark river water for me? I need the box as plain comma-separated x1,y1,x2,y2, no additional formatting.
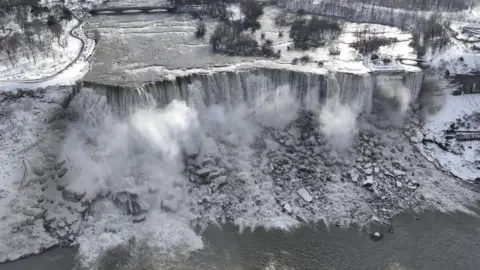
2,209,480,270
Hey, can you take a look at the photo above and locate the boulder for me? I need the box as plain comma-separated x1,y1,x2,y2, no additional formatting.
297,188,313,203
362,176,374,188
283,203,293,214
113,191,147,216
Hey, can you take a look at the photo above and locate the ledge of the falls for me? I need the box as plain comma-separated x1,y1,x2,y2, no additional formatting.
80,66,424,118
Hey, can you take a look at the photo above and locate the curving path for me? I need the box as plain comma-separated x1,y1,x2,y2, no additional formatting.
0,9,93,84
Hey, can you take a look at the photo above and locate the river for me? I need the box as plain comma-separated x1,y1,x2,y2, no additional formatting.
1,208,480,270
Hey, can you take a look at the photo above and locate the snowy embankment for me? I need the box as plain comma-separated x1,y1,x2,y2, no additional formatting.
418,91,480,182
0,87,85,262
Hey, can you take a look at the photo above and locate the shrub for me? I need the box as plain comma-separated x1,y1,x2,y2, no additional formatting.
195,22,206,38
274,11,289,26
210,23,259,56
290,17,341,50
299,55,311,63
351,36,398,54
240,0,264,22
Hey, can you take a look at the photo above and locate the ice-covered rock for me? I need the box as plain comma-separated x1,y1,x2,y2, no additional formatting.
297,188,313,203
283,203,293,214
362,176,374,187
195,168,211,177
371,231,384,242
112,192,146,216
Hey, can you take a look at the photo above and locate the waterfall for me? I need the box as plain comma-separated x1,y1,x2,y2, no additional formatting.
81,68,423,118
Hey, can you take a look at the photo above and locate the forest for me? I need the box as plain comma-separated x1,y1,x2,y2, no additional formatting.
0,3,70,68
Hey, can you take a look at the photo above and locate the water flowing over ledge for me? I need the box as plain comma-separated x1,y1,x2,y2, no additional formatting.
80,67,424,117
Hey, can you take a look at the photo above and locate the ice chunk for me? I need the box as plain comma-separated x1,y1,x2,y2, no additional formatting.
297,188,313,203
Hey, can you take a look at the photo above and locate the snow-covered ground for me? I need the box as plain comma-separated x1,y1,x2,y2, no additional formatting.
0,19,82,81
84,6,421,86
0,87,84,262
418,91,480,182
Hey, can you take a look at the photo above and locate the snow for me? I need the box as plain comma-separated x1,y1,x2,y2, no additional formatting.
0,1,479,265
255,8,419,73
0,87,84,262
430,44,480,75
0,16,95,91
419,92,480,181
0,19,82,81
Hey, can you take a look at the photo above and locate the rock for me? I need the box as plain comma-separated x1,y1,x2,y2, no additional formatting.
161,199,179,213
57,221,66,228
410,136,419,143
283,203,293,214
34,176,48,185
371,216,380,223
415,130,424,142
297,188,313,203
207,168,225,181
75,206,88,214
133,214,146,223
373,167,380,174
393,169,406,176
202,157,216,167
396,180,403,188
113,191,146,216
32,167,45,177
214,176,228,187
407,181,420,190
194,168,211,177
396,144,404,152
62,188,86,202
371,232,384,242
285,138,294,147
362,176,373,187
54,160,66,171
349,170,359,182
57,230,67,238
364,168,373,175
57,168,68,178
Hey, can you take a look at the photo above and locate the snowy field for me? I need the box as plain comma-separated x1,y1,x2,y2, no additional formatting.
83,6,421,86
